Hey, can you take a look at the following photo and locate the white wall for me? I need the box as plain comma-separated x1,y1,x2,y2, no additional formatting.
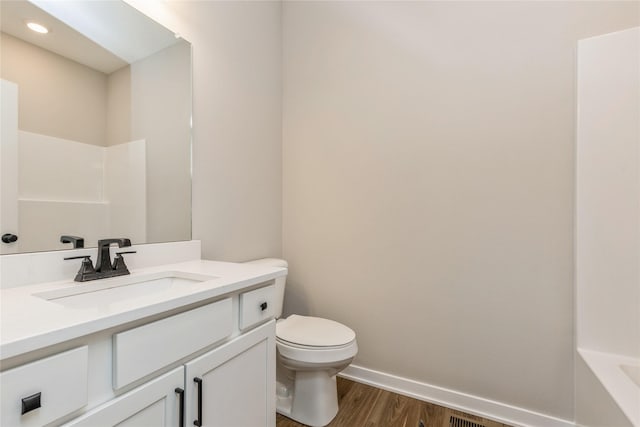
0,32,107,146
106,66,131,147
129,42,191,244
282,1,639,421
125,0,283,262
110,0,640,422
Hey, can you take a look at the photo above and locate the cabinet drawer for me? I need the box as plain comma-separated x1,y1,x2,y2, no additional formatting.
113,298,232,389
239,285,276,330
0,346,88,427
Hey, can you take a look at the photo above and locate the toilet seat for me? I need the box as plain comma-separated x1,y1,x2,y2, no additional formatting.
276,315,358,365
277,337,358,365
276,315,355,347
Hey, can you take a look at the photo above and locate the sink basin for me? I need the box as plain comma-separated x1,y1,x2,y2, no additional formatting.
33,271,218,309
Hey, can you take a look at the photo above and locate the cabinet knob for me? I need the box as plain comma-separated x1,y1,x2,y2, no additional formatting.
260,302,268,311
21,392,41,415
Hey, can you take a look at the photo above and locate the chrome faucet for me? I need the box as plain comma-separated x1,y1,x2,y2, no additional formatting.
65,238,136,282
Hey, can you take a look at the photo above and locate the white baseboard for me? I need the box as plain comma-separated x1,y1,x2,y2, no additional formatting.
339,364,575,427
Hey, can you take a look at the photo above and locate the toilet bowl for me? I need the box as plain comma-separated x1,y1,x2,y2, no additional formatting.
245,259,358,427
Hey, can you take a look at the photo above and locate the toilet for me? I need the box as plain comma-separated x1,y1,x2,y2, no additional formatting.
246,258,358,427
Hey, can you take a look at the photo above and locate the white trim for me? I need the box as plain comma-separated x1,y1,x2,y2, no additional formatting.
339,364,575,427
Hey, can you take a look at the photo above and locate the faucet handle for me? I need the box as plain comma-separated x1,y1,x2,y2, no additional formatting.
64,255,91,261
113,251,136,275
116,251,137,255
64,255,98,282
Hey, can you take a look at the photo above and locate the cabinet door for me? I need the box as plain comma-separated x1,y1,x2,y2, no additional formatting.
63,367,184,427
185,320,276,427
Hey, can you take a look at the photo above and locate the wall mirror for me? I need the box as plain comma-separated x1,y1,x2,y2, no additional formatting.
0,0,192,254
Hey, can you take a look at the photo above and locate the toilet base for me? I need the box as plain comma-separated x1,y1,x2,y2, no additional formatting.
276,371,339,427
275,338,356,427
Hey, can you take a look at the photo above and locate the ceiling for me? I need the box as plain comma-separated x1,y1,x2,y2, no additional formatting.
1,0,180,75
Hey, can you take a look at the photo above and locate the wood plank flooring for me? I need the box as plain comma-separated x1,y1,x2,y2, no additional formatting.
276,377,512,427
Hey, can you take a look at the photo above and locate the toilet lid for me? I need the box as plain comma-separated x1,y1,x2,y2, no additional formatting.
276,315,356,347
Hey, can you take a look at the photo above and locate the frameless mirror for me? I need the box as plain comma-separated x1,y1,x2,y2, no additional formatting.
0,0,192,254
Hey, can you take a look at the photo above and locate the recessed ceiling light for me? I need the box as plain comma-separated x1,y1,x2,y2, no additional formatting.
26,22,49,34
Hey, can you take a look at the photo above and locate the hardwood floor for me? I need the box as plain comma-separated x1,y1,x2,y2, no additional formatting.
275,377,512,427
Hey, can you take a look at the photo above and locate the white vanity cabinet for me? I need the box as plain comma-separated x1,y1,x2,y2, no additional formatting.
1,278,278,427
64,321,275,427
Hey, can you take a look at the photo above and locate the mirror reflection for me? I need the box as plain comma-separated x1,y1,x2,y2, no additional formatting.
0,0,192,254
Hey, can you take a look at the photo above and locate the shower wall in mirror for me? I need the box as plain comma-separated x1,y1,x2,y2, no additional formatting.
0,0,191,254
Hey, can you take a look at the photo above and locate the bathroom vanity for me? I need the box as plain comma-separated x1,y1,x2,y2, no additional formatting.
0,0,287,423
0,248,284,427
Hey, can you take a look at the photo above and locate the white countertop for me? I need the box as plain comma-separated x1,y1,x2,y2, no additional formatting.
0,260,286,361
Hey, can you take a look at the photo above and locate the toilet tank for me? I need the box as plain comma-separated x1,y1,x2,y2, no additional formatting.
244,258,288,318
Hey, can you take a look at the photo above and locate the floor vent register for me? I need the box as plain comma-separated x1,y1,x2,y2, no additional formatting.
442,409,503,427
